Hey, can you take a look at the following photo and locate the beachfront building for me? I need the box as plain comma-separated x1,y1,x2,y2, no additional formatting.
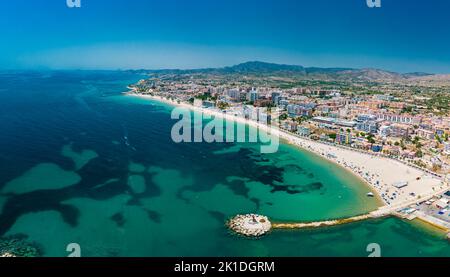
259,110,271,125
243,105,253,120
356,114,379,134
249,107,260,121
354,140,372,150
336,130,353,145
319,133,331,142
202,101,216,109
282,121,298,132
400,150,416,159
297,126,311,137
244,106,271,124
382,145,401,156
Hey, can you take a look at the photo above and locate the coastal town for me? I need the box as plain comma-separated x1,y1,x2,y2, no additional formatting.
128,62,450,237
129,63,450,176
4,0,450,263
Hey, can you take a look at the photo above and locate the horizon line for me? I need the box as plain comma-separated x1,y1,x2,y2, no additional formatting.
1,60,447,75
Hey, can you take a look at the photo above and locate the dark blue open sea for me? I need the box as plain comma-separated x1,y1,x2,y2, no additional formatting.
0,71,449,257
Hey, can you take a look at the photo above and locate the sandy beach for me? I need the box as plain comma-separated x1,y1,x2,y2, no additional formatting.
130,93,448,210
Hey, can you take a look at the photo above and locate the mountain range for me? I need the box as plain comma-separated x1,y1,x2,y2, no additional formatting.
146,61,450,84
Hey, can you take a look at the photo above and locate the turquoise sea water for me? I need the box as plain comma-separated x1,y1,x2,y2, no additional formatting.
0,71,449,257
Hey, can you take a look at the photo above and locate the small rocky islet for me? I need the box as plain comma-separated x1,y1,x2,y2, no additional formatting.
0,235,41,257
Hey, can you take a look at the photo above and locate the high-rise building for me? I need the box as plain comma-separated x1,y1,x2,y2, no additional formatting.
248,89,259,102
227,89,241,101
271,91,282,105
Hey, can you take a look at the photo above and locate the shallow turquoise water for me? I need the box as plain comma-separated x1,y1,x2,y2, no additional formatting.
0,71,449,257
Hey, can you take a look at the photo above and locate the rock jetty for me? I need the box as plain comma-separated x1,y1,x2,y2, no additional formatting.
227,214,272,237
0,235,40,257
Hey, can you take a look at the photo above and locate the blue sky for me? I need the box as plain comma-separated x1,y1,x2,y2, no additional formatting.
1,0,450,73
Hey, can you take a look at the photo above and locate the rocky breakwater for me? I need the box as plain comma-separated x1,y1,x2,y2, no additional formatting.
227,214,272,237
0,235,41,257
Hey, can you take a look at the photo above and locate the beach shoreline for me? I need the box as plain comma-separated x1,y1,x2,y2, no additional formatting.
127,93,447,212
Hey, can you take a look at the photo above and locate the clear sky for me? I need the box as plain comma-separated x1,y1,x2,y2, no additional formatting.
1,0,450,73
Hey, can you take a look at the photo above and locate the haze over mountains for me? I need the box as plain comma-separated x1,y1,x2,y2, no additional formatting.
148,61,450,84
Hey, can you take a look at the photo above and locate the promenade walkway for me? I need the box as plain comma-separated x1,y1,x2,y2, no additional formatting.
271,185,450,230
